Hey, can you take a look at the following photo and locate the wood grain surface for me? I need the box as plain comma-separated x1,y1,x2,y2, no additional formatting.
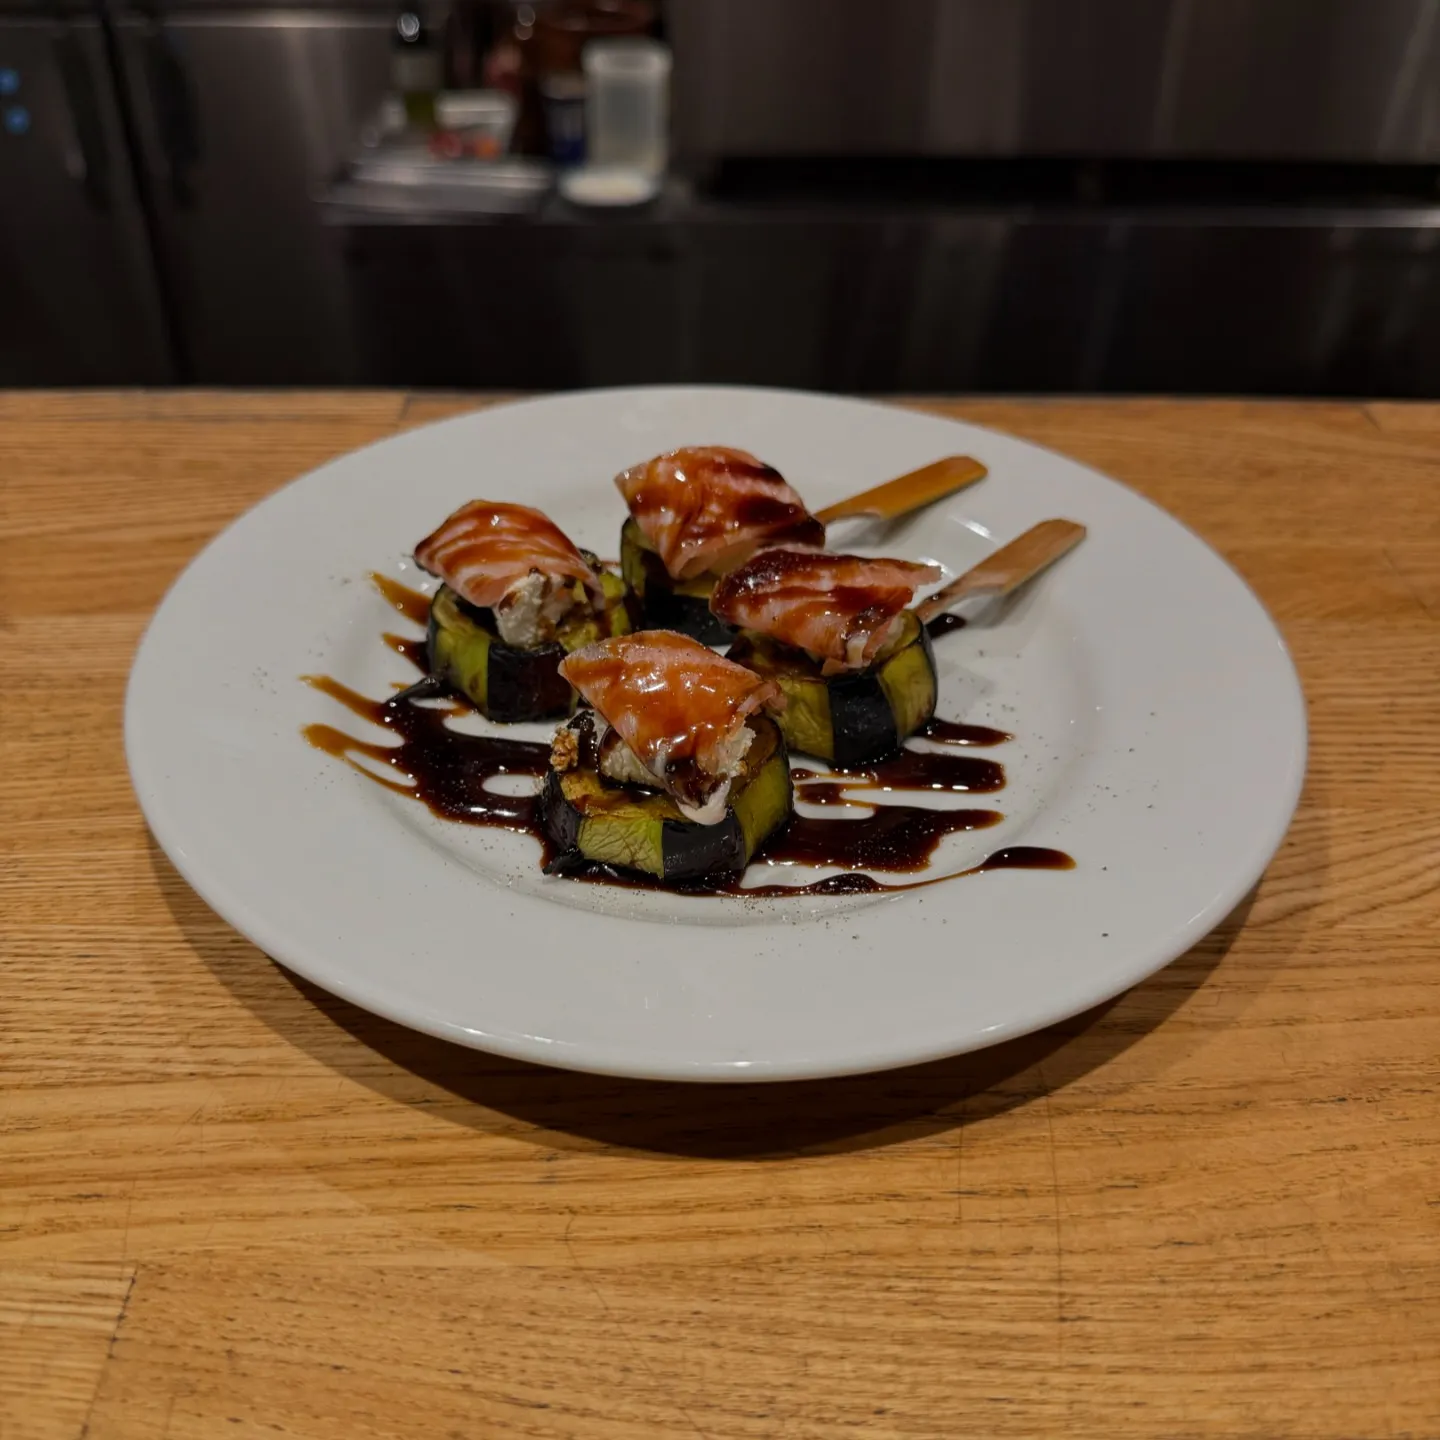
2,392,1438,1440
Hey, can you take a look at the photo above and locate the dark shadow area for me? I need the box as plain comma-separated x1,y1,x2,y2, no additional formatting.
150,836,1253,1160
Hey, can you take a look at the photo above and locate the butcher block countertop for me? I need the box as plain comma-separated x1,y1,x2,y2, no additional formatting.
2,392,1438,1440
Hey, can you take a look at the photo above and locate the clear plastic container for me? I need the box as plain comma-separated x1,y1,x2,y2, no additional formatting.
582,38,671,176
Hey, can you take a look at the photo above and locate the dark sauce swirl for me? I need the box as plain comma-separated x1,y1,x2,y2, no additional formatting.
924,611,968,640
917,716,1012,747
301,575,1073,895
370,571,431,626
303,674,548,831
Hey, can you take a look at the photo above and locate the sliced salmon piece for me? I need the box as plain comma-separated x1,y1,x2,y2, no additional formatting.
559,631,785,820
615,446,823,581
711,549,941,673
414,501,601,609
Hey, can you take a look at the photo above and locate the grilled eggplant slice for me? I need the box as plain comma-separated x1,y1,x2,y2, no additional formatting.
541,716,792,881
426,570,631,724
726,611,937,767
619,517,735,646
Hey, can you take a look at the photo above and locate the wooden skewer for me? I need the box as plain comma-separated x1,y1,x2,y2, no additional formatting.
815,455,988,526
915,519,1087,624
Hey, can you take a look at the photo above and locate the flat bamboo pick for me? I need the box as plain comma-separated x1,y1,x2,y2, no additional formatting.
815,455,988,526
915,518,1087,623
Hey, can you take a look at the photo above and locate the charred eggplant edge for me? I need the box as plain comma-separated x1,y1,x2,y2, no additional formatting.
540,715,793,881
726,611,938,766
425,572,632,724
619,516,736,646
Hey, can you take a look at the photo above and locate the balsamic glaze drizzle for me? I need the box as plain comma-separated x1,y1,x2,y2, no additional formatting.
924,611,969,640
302,575,1073,895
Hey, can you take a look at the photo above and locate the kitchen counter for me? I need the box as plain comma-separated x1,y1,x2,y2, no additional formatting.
3,392,1437,1439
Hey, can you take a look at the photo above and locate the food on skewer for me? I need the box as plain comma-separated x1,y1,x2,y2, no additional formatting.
616,446,824,644
415,501,631,723
712,549,943,766
540,631,794,881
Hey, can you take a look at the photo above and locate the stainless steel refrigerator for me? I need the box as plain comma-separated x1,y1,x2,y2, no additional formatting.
0,0,174,383
104,0,391,382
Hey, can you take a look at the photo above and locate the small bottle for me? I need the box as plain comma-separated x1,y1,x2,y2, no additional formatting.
392,6,442,130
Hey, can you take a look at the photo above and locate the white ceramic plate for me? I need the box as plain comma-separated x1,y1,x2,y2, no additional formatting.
126,387,1305,1082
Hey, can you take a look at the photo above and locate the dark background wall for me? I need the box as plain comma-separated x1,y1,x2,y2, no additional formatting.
9,0,1440,394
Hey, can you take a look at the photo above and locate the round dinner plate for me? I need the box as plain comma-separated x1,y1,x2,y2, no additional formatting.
126,387,1306,1082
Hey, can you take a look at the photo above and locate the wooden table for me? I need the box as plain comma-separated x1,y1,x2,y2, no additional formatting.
3,393,1438,1440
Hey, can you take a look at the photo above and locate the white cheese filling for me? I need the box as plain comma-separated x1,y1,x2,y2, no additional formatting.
492,572,581,648
596,721,754,826
820,613,906,677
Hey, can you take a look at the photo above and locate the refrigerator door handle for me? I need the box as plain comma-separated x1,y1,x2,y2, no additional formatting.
53,28,111,211
142,28,201,208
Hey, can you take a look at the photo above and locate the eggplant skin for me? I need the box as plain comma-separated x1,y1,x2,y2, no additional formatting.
659,814,746,878
619,517,735,646
877,620,938,743
827,672,900,769
426,578,632,724
538,769,583,861
641,586,733,647
540,717,793,882
727,613,937,766
427,587,571,723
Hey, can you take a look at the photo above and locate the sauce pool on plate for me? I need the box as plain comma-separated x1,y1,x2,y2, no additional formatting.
302,574,1073,895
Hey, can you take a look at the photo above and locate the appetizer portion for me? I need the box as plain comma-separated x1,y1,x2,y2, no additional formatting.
540,631,794,880
415,500,631,723
616,446,824,644
713,549,943,766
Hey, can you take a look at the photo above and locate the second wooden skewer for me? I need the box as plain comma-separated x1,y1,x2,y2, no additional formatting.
916,519,1087,625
